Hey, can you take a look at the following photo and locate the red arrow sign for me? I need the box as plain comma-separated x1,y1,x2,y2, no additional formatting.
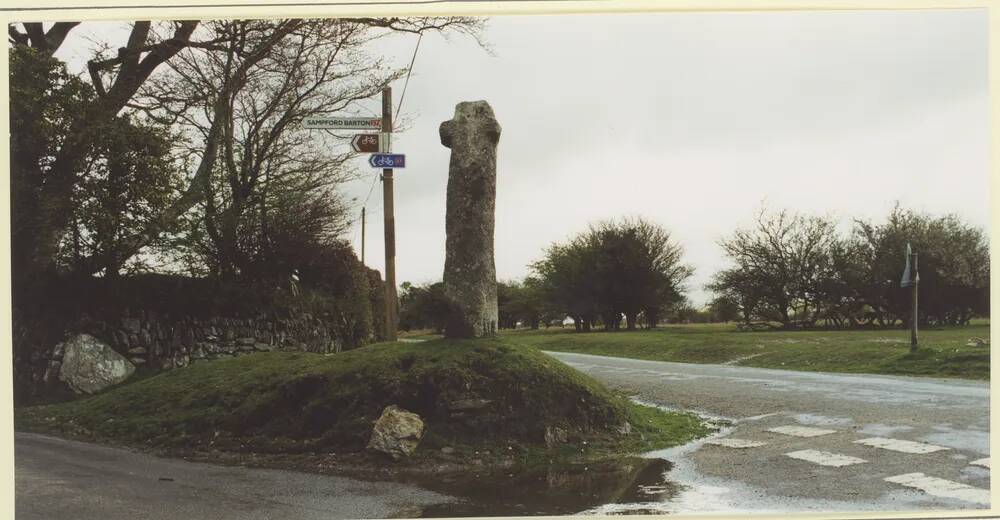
351,134,380,153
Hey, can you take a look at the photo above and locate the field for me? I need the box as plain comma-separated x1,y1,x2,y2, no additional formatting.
493,321,991,380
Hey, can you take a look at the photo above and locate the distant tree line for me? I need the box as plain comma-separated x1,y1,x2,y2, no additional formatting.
400,207,987,334
708,206,989,330
398,218,693,333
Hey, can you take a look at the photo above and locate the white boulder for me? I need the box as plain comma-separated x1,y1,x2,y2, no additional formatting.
58,333,135,394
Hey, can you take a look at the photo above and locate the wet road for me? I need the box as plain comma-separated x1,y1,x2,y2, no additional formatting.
15,432,452,520
547,351,991,514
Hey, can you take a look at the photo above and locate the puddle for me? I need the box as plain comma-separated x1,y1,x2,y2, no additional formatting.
414,457,679,517
414,399,735,517
858,423,915,437
793,413,854,427
919,427,990,455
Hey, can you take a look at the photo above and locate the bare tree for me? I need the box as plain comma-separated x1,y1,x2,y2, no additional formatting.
10,17,486,282
715,208,838,328
133,18,482,277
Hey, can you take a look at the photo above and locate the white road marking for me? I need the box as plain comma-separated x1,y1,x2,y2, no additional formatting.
784,449,867,467
854,437,950,454
970,458,990,468
884,473,990,505
704,438,767,449
767,425,837,437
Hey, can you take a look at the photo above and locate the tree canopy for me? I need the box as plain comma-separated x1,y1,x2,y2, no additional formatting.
708,205,989,329
531,217,692,331
9,17,483,287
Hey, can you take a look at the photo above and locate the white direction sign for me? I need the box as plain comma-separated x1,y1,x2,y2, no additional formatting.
303,117,382,130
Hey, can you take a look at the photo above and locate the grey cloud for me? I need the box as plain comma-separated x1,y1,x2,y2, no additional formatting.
50,12,989,306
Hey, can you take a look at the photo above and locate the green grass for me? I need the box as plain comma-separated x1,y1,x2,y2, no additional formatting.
502,322,990,380
16,338,708,464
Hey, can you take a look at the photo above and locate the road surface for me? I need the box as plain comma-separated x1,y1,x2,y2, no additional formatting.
15,432,452,520
15,354,991,517
547,351,991,514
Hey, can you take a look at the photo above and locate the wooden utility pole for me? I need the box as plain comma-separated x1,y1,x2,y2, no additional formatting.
381,87,398,341
910,252,919,353
360,206,366,264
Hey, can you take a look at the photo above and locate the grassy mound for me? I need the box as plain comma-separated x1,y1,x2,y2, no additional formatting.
16,338,707,462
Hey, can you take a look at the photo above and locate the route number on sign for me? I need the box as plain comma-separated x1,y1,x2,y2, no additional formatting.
369,154,405,168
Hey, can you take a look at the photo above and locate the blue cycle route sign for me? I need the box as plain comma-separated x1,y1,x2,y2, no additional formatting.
369,154,405,168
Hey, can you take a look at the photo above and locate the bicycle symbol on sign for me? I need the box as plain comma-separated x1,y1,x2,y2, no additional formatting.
368,154,406,169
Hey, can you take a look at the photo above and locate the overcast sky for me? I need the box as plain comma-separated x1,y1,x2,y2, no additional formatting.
56,10,989,305
352,9,989,305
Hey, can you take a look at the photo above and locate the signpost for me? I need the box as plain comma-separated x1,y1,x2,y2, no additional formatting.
351,133,392,153
303,117,382,130
901,243,919,353
380,87,398,342
909,251,919,353
369,154,406,168
303,97,401,342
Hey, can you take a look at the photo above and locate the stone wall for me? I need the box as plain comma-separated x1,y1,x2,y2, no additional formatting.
32,310,347,392
14,270,384,404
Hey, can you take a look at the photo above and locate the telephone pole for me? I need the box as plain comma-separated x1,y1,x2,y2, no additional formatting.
360,206,366,265
381,87,398,341
910,251,919,353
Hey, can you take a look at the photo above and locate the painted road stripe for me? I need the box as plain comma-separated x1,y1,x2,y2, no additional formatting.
884,473,990,505
785,449,867,467
854,437,949,454
970,458,990,468
767,425,837,437
704,438,767,449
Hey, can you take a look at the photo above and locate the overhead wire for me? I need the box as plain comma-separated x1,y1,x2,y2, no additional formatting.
394,32,423,129
353,32,423,257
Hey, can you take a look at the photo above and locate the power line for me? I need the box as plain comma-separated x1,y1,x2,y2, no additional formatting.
348,33,421,252
362,171,379,206
394,32,423,128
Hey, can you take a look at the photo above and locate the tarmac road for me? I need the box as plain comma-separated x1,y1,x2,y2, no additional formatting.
14,432,453,520
547,351,992,514
14,354,992,518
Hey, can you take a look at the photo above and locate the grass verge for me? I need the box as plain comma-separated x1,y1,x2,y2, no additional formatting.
503,322,990,380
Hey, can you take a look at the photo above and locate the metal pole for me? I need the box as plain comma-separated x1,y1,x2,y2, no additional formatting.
381,87,398,341
910,252,918,353
360,206,365,265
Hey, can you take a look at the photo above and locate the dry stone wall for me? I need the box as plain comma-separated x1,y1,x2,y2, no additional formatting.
34,311,346,389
